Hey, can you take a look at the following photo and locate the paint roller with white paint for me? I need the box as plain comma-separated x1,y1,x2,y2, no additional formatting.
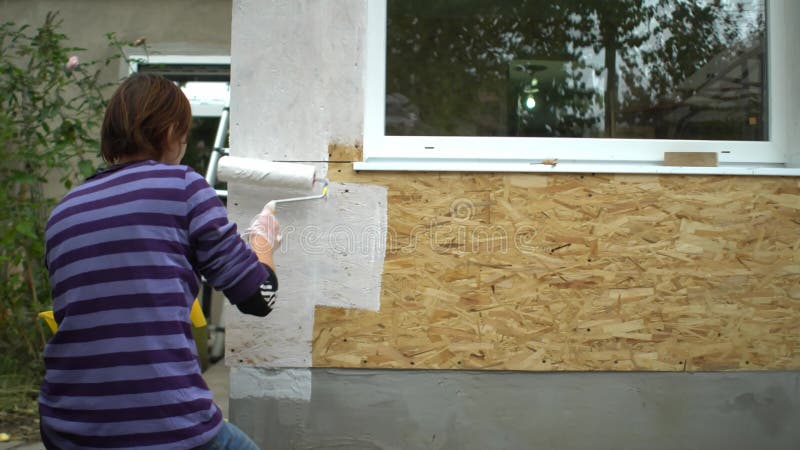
203,105,328,210
216,156,316,191
216,155,329,212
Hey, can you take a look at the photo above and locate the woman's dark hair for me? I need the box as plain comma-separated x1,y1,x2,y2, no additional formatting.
101,73,192,164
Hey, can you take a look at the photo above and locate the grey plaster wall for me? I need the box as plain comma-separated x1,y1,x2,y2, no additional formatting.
231,368,800,450
1,0,233,199
0,0,231,59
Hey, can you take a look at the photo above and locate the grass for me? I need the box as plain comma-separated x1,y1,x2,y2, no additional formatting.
0,373,41,441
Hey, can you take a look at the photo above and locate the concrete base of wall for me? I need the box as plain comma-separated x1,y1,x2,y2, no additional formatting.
230,368,799,450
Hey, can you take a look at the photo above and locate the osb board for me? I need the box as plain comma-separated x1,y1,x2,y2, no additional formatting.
313,145,800,372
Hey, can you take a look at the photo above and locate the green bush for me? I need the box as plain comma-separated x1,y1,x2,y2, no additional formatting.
0,12,135,377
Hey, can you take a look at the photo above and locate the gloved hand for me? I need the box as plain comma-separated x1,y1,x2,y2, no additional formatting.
246,201,281,251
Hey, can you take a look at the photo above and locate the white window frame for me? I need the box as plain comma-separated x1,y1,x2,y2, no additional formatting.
358,0,800,175
127,55,231,118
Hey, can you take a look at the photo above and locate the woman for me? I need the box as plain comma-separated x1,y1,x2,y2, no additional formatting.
39,73,277,449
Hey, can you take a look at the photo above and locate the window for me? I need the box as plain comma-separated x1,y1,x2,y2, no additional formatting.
128,55,230,179
359,0,799,175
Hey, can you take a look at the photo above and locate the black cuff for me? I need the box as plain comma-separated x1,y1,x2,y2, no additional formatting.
236,264,277,317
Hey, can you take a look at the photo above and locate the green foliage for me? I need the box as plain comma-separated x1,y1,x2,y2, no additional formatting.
0,12,136,377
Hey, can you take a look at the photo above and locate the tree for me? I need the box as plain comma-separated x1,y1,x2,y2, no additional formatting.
631,1,766,140
384,0,765,141
386,0,598,138
566,0,656,137
0,12,135,375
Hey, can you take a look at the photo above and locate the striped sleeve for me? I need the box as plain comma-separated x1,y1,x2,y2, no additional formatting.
183,168,267,303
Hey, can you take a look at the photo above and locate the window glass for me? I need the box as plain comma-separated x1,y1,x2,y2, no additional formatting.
386,0,766,141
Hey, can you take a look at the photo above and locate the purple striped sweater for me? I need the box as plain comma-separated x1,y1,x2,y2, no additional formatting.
40,160,269,449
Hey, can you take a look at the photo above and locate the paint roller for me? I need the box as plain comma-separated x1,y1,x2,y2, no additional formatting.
214,155,329,210
202,105,327,209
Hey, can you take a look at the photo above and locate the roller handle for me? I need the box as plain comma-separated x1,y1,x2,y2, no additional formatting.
205,106,230,198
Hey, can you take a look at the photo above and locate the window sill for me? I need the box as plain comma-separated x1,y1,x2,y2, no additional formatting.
354,159,800,176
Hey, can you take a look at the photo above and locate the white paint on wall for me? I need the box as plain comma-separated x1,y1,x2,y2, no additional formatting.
288,182,387,312
225,183,317,369
226,290,316,368
225,181,387,368
227,0,374,370
269,182,386,313
230,0,365,164
230,367,311,401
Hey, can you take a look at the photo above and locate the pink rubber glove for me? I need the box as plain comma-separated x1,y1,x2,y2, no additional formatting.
246,201,281,250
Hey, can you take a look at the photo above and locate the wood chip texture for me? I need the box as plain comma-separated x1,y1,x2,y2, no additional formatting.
312,145,800,372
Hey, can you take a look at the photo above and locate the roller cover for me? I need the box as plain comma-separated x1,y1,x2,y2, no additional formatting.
217,156,316,190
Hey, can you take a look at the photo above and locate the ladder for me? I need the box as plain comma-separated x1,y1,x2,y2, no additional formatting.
200,103,231,363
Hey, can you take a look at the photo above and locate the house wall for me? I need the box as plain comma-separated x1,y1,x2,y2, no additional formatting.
3,0,236,348
1,0,231,61
230,368,800,450
224,1,799,448
311,145,800,373
10,0,785,447
1,0,233,199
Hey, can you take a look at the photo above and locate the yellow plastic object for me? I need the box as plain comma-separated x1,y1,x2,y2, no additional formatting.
37,299,207,334
37,310,58,334
190,298,207,327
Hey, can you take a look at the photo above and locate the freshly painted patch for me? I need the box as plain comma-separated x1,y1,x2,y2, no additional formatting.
291,182,387,311
226,181,387,368
230,367,311,401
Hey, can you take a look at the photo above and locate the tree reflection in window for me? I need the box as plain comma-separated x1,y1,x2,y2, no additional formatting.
386,0,766,141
